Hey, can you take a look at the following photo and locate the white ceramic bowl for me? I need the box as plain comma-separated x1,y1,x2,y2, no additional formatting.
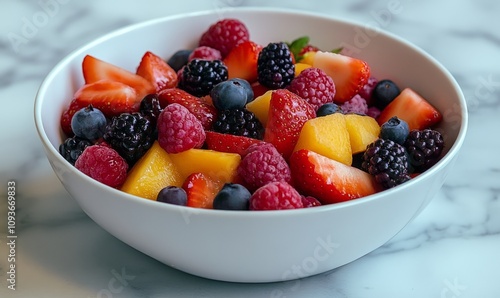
34,8,467,283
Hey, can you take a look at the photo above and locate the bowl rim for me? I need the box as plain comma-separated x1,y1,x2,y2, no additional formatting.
34,7,468,217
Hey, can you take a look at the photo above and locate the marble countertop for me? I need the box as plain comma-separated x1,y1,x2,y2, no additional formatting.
1,0,499,297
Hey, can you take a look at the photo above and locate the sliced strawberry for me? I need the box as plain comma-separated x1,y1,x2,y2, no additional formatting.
158,88,217,130
60,99,86,136
205,131,263,156
313,51,370,103
136,51,177,93
183,172,221,209
82,55,154,100
250,81,269,99
264,89,315,160
72,80,139,117
377,88,442,130
223,40,263,82
290,149,382,204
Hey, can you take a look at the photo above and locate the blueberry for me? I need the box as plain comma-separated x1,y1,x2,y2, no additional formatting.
232,78,254,103
210,79,253,110
373,79,400,109
157,186,187,206
380,116,410,145
213,183,251,210
316,103,342,117
71,105,107,141
167,49,192,72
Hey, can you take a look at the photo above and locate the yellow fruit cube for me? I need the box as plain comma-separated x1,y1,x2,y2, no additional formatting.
301,51,316,65
345,114,381,154
246,90,273,127
294,63,312,77
169,149,241,184
121,141,183,200
293,113,352,165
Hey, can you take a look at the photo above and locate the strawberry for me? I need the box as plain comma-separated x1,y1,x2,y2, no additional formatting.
250,81,269,99
183,172,221,209
313,51,370,103
205,131,263,156
377,88,442,130
289,149,382,204
136,51,177,93
157,88,217,130
71,80,139,117
223,40,263,82
82,55,154,100
264,89,315,160
60,99,86,136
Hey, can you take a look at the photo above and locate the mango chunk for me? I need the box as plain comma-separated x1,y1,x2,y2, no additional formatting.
246,90,273,127
169,149,241,184
294,63,312,77
345,114,380,154
293,113,352,165
121,141,183,200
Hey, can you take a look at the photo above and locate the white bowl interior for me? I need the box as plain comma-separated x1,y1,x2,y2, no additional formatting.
34,8,467,282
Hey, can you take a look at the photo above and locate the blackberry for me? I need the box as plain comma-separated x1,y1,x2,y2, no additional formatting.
362,138,410,189
404,129,444,171
213,109,264,140
59,136,93,165
103,112,154,165
139,94,163,126
178,59,228,97
257,42,295,89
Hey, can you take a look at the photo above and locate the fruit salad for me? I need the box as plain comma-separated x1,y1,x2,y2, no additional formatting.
59,18,444,211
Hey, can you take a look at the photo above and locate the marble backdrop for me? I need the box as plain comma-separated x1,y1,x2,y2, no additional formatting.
1,0,499,297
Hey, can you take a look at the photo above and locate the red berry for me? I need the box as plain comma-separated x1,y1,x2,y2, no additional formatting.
341,94,368,114
75,145,128,188
358,77,378,106
157,103,206,153
250,181,303,211
287,67,336,111
237,142,291,191
188,46,222,61
199,19,250,58
301,196,322,208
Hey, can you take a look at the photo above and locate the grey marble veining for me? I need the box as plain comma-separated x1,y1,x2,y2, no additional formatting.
1,0,500,297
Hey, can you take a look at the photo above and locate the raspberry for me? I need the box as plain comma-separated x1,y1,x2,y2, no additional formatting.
366,106,381,119
237,142,291,191
157,103,206,153
249,181,303,210
188,46,222,61
341,94,368,114
301,196,322,208
358,77,378,105
257,42,295,89
287,67,336,111
199,19,250,58
75,145,128,188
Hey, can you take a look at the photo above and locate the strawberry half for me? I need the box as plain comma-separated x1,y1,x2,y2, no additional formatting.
290,149,382,204
183,172,221,209
72,80,139,117
312,51,370,103
82,54,154,100
264,89,315,160
377,87,442,130
223,40,263,83
205,131,263,156
158,88,217,130
136,51,177,93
